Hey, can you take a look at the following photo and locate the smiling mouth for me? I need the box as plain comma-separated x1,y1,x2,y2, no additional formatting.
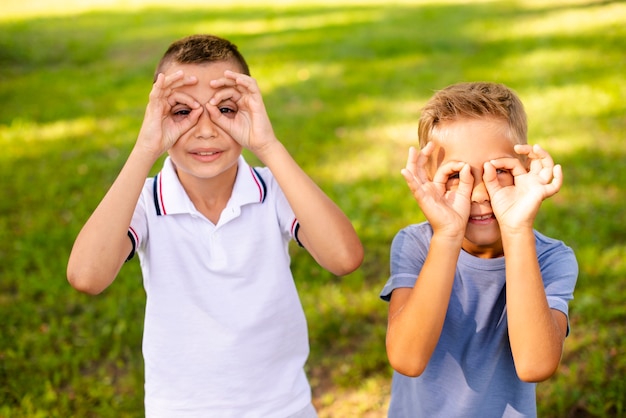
470,214,494,221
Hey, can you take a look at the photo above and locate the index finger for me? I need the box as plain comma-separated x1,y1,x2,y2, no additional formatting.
488,156,528,177
407,142,435,183
210,71,257,91
150,71,198,101
515,144,555,169
431,160,469,184
208,86,243,107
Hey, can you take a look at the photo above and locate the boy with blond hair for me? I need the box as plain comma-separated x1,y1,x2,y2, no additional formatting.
381,82,577,417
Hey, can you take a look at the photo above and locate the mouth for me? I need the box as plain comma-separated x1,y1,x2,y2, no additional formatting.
193,151,220,156
189,149,223,162
469,213,496,224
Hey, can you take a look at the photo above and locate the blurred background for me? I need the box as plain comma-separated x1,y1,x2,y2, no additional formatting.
1,0,624,416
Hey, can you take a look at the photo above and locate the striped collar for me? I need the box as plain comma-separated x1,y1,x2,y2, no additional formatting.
153,156,266,216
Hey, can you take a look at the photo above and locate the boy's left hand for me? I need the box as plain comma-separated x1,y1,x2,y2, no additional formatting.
206,70,278,155
484,144,562,231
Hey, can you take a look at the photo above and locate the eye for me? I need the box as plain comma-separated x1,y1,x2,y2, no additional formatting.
446,171,461,191
496,168,514,185
171,105,192,121
218,105,237,119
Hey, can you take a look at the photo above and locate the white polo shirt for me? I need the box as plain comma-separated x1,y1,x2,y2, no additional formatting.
128,156,312,417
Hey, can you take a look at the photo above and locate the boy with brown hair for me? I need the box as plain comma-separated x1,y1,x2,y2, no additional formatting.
68,34,363,417
381,82,577,417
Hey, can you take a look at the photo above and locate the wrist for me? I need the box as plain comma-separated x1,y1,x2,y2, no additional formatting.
431,229,465,247
129,143,161,167
499,225,535,250
499,223,534,237
252,137,283,165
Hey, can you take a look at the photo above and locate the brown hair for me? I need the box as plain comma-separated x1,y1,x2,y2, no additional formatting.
418,82,527,148
155,34,250,80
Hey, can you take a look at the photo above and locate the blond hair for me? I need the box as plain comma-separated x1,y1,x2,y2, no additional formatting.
418,82,527,148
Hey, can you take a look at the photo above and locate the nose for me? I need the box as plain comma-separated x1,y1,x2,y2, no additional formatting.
471,175,489,204
194,107,218,139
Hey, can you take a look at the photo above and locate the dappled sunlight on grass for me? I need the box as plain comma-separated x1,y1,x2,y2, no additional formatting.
524,80,622,153
257,62,345,95
315,376,390,417
2,0,476,20
0,117,113,143
197,8,381,37
577,245,625,280
506,48,604,79
550,242,626,416
514,1,625,36
313,122,418,182
0,117,136,167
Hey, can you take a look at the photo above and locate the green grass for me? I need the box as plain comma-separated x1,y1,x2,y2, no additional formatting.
1,0,625,416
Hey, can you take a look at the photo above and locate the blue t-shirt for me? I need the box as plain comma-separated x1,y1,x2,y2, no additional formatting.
380,222,577,418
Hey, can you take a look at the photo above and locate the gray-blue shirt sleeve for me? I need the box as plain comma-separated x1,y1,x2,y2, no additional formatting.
535,231,578,332
380,222,433,302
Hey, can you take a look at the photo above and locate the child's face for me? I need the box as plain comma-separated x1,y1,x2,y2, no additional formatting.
164,60,244,184
429,118,518,258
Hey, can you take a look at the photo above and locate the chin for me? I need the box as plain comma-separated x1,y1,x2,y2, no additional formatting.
463,235,504,257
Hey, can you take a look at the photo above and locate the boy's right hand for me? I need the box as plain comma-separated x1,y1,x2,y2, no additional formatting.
401,143,472,239
136,71,202,158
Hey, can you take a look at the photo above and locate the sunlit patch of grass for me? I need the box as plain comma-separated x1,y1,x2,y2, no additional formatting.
0,117,115,144
524,82,622,153
521,1,625,35
313,122,418,182
315,375,391,418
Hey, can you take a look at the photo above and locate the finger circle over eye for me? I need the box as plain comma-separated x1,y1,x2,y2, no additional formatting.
432,161,464,183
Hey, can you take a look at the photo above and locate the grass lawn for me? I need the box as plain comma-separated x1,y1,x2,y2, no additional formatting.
1,0,625,416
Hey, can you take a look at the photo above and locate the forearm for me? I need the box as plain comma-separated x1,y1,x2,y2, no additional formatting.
386,234,462,376
256,140,363,275
67,147,157,294
502,227,566,382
